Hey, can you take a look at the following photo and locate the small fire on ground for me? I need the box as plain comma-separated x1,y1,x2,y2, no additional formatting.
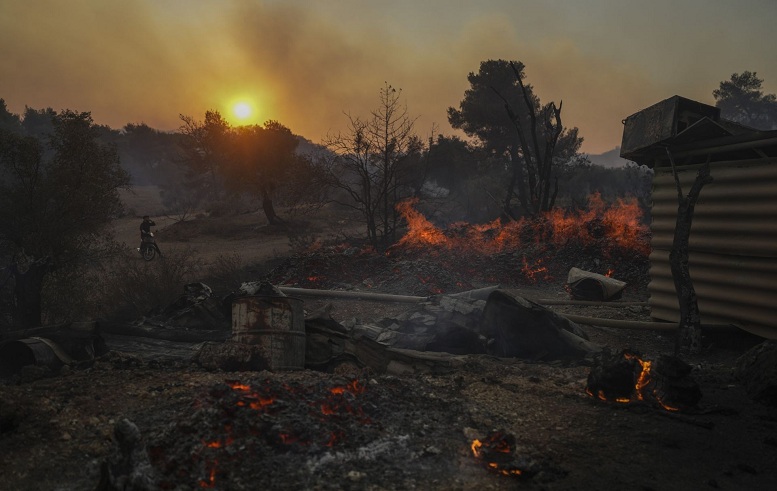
585,349,702,412
470,430,531,477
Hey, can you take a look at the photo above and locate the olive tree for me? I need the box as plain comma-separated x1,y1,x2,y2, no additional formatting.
448,60,582,218
0,109,129,328
225,120,301,225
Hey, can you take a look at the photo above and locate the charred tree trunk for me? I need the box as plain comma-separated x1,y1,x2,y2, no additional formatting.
11,256,51,329
501,147,525,221
665,149,713,355
261,187,283,225
492,62,564,217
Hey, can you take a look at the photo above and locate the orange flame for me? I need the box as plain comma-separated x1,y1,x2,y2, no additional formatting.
470,433,523,477
198,460,218,488
394,192,649,258
589,353,680,412
624,353,679,412
471,439,483,457
227,382,251,392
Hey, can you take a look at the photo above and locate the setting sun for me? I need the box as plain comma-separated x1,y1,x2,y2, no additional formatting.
233,102,252,120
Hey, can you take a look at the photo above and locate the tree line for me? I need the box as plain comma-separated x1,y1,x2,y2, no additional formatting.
0,61,774,329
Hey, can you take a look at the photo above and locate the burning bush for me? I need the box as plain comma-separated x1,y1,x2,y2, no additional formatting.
269,193,651,296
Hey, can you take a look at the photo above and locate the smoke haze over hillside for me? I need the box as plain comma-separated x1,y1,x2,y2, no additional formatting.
1,0,775,155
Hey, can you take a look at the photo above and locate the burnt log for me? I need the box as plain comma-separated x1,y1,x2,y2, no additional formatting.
586,348,702,411
736,341,777,406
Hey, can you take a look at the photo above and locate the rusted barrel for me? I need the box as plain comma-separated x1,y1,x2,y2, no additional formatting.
231,295,305,371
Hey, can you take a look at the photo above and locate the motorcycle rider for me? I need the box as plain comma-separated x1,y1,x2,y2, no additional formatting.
138,215,161,256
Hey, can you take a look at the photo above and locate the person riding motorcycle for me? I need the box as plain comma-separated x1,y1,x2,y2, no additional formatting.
138,215,162,257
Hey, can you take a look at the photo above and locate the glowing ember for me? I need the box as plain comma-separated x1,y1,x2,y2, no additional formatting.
227,382,251,392
624,352,680,412
521,256,552,283
198,461,217,488
189,377,376,487
585,350,698,412
331,379,366,395
470,431,525,477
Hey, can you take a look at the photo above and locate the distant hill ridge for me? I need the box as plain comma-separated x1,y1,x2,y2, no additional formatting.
588,147,633,168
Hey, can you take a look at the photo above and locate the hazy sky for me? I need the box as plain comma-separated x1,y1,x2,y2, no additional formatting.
1,0,775,154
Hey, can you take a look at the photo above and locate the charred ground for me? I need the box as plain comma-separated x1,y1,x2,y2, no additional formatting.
1,204,775,490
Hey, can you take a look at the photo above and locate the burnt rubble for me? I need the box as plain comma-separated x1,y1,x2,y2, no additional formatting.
115,371,559,490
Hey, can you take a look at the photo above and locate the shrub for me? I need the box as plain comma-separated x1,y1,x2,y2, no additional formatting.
96,246,203,321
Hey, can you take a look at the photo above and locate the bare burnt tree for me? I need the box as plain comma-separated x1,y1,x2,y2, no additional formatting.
665,148,713,355
323,83,418,250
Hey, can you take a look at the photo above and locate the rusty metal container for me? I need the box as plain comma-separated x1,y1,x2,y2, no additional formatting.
231,295,305,371
620,96,720,162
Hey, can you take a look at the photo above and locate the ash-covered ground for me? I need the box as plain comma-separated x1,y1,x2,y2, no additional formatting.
1,275,775,490
1,207,775,490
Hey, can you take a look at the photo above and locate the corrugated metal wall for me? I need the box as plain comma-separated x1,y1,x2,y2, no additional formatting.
649,158,777,339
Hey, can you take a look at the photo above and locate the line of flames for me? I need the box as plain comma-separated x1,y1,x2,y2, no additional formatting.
394,192,650,257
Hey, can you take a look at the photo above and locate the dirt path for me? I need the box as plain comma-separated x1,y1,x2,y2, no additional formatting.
114,186,363,268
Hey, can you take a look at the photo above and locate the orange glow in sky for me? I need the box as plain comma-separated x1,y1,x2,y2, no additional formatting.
1,0,775,155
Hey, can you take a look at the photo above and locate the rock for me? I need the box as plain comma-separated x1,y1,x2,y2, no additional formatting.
96,418,157,491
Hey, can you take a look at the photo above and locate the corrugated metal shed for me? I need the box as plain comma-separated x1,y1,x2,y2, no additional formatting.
621,96,777,339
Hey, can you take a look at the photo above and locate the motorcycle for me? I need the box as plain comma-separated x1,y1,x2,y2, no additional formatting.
139,233,162,261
